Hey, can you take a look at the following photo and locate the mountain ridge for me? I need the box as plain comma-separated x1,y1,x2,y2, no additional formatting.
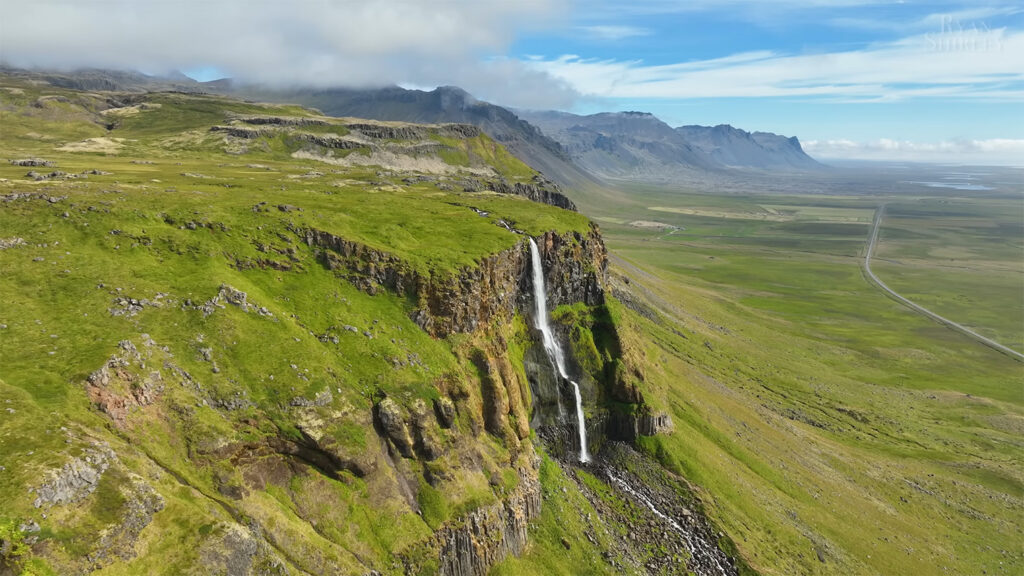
518,109,824,182
675,123,821,171
0,66,822,189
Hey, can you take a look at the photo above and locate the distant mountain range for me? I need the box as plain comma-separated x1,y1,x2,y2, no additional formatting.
517,110,822,182
677,124,821,171
0,66,824,186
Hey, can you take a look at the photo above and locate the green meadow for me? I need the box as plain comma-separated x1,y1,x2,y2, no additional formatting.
560,180,1023,575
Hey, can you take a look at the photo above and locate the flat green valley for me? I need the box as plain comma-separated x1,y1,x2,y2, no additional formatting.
574,179,1023,574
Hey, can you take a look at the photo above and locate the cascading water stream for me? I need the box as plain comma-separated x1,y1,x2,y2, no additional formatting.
606,470,734,576
528,238,590,463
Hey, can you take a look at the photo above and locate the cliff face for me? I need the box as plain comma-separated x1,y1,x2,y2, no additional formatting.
431,460,542,576
0,74,682,576
484,177,577,212
303,223,607,338
303,221,671,575
530,227,607,309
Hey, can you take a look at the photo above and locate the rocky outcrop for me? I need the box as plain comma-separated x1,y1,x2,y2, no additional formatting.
86,339,165,427
432,460,542,576
530,224,607,310
0,237,26,250
469,347,530,448
607,408,674,442
410,399,444,461
347,123,426,141
32,444,116,508
236,115,329,127
9,158,55,167
86,475,165,568
376,397,416,458
197,523,289,576
374,396,449,462
216,117,480,153
294,133,365,150
438,123,482,139
456,175,576,211
434,397,456,428
30,444,165,573
304,225,606,337
303,224,606,336
192,284,274,318
210,125,272,139
485,177,577,211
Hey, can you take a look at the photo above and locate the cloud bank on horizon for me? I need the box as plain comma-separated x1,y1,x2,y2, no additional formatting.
2,0,1022,164
803,138,1024,165
0,0,579,109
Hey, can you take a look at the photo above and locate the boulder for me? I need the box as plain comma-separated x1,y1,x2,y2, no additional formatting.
376,397,414,458
434,396,456,428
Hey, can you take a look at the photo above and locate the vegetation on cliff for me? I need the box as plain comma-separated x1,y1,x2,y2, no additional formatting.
0,76,622,575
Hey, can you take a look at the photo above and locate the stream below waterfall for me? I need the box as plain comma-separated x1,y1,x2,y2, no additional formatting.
526,237,739,575
604,468,736,576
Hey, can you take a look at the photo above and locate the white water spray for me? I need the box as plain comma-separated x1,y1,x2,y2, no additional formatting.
528,238,590,463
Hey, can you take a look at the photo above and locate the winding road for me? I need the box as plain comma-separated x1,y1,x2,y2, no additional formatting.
863,205,1024,362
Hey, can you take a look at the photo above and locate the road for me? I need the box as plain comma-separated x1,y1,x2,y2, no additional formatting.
864,205,1024,363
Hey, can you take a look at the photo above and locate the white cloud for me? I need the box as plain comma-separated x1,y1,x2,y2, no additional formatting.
524,26,1024,101
803,138,1024,165
831,6,1024,33
0,0,578,109
576,25,652,40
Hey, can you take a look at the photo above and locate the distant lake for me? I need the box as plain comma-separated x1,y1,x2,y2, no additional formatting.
906,173,995,191
907,181,995,190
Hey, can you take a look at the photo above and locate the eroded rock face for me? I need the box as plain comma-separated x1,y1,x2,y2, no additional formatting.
86,475,165,569
433,460,542,576
85,337,167,427
30,444,164,573
607,408,674,442
33,444,116,508
197,523,288,576
304,224,607,338
485,176,576,211
434,397,456,428
376,397,415,458
530,227,607,311
410,399,444,461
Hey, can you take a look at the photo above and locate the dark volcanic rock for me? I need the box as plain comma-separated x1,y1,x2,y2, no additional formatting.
376,397,415,458
10,158,55,167
432,460,542,576
434,397,457,428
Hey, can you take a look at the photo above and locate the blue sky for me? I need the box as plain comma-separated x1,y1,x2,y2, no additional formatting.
509,0,1024,163
4,0,1023,163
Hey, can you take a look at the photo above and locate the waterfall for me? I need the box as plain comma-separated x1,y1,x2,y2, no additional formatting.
528,238,591,463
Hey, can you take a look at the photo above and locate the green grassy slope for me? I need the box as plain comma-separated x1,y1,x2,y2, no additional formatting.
574,184,1022,575
0,77,592,575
